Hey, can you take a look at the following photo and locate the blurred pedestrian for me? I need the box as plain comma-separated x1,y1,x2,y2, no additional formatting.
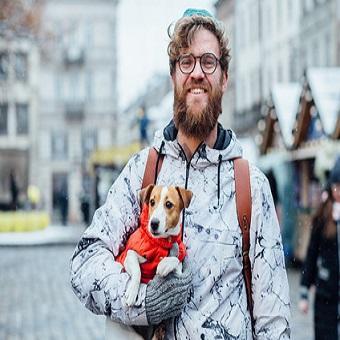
299,156,340,339
9,169,19,210
138,107,150,147
80,191,90,225
58,185,68,226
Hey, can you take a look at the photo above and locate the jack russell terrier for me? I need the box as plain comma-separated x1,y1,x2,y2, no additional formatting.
116,184,193,306
105,185,192,340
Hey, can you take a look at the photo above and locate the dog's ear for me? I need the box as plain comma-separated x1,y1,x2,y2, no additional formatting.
140,184,155,205
175,187,193,209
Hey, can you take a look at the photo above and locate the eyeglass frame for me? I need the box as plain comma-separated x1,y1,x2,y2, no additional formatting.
176,52,221,75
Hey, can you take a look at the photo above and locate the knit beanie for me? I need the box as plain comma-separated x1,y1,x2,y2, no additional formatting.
182,8,213,18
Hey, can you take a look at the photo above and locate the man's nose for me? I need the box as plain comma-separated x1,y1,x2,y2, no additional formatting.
190,60,205,79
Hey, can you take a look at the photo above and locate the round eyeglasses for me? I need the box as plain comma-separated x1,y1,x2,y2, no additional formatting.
177,53,220,75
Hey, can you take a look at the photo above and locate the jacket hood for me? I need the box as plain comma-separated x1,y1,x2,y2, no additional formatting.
152,119,243,167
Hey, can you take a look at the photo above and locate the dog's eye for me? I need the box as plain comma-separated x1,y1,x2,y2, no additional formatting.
150,199,155,207
165,201,173,209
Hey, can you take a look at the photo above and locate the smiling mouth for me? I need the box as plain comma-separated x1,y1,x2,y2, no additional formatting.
188,88,207,95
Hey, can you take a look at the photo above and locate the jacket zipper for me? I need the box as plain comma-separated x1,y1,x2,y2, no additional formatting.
174,141,203,340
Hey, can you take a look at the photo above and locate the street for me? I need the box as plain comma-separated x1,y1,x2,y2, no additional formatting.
0,246,105,340
0,245,313,340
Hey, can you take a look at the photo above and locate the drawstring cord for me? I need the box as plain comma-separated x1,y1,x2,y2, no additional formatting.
217,154,222,206
154,141,165,184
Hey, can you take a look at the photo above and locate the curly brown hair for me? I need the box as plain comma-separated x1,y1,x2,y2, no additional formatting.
167,15,231,77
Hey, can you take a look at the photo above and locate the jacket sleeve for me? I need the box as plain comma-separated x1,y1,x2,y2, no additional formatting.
300,222,320,294
249,167,291,339
70,148,149,326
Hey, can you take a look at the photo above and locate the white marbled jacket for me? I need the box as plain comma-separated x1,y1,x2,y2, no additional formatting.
70,122,291,339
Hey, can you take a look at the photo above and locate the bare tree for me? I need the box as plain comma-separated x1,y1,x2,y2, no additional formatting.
0,0,44,39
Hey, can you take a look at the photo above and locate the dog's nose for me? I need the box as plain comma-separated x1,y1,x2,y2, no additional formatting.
150,218,160,231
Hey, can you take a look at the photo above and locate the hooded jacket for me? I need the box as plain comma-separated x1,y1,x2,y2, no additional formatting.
70,121,291,339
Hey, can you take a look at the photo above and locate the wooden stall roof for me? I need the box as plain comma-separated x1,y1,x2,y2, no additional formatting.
307,68,340,138
260,83,301,155
293,68,340,148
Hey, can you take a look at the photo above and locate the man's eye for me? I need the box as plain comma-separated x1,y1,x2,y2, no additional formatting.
180,58,192,67
202,58,215,68
165,201,173,209
150,199,155,207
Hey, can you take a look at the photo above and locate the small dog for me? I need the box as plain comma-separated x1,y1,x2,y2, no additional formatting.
105,184,192,340
116,184,193,306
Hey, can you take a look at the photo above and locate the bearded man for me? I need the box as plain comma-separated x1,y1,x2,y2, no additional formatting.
70,9,291,339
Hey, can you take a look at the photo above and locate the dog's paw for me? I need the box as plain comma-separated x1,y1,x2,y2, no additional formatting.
125,280,139,307
156,257,180,277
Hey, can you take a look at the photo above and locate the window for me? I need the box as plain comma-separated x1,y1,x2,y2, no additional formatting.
86,72,92,101
16,103,29,134
248,7,253,44
0,103,8,135
15,52,28,81
93,22,110,47
51,131,68,160
0,52,9,81
267,3,272,37
252,4,259,42
65,72,80,102
82,129,97,160
303,0,314,13
277,0,282,31
86,21,92,49
288,0,293,19
55,74,62,100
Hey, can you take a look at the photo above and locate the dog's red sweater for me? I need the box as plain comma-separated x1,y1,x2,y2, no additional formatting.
116,203,186,283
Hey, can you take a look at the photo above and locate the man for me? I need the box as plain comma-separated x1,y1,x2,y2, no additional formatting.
70,9,291,339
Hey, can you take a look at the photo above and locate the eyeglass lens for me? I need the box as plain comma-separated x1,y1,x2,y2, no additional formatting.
179,53,218,74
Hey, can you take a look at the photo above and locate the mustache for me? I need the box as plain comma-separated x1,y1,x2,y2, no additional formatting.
182,80,210,93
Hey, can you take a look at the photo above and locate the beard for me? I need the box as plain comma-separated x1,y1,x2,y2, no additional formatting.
173,78,223,141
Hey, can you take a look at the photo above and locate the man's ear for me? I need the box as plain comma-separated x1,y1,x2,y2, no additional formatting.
175,187,193,209
222,73,228,92
140,184,154,205
171,71,176,87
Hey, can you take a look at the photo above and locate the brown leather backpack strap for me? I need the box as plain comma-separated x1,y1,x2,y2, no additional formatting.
142,147,164,189
234,158,254,330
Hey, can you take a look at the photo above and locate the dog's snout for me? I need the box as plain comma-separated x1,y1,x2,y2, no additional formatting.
150,218,160,231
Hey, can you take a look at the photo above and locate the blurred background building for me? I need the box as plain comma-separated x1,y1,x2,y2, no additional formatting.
1,0,118,225
37,0,118,223
0,0,41,213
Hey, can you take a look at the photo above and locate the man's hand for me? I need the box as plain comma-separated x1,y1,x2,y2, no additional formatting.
145,258,192,325
298,299,309,314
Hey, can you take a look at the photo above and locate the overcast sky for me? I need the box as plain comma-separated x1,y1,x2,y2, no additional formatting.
117,0,214,110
